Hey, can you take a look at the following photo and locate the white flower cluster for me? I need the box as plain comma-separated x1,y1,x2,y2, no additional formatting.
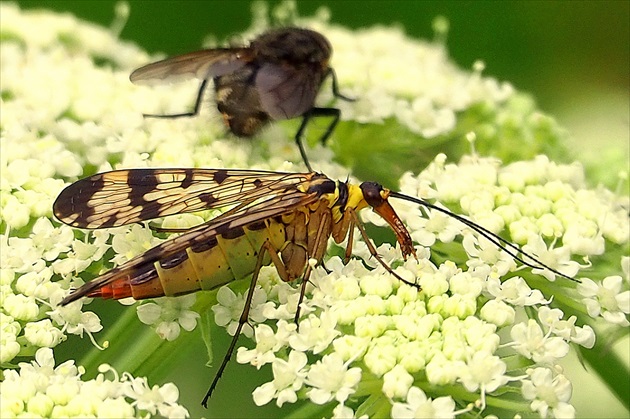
396,154,629,323
321,27,513,138
268,9,511,138
224,257,583,417
137,294,200,341
360,154,628,319
0,348,188,418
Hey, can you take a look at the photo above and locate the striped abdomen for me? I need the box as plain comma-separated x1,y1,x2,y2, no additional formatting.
86,200,337,301
89,218,286,300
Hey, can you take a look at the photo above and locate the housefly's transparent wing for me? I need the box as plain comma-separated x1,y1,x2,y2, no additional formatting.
255,63,323,120
130,48,253,83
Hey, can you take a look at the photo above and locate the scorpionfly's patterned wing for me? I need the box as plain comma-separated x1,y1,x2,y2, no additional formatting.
129,48,253,83
53,168,314,229
56,169,323,305
58,182,321,305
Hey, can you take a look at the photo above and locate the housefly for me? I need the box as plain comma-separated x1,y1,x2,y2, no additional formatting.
130,27,354,171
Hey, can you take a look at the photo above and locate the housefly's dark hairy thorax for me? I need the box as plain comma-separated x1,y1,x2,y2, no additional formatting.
130,27,353,171
214,28,331,137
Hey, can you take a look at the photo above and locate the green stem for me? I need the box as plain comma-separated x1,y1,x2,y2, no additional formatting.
415,382,530,412
552,294,630,411
78,304,147,374
284,401,329,419
578,327,630,410
78,289,221,382
484,394,531,412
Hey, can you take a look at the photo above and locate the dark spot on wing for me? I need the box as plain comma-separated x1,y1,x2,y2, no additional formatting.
53,175,105,222
100,215,121,228
87,176,105,193
253,179,263,188
181,169,194,189
137,204,159,221
213,170,229,185
199,192,218,206
127,171,158,209
133,171,159,187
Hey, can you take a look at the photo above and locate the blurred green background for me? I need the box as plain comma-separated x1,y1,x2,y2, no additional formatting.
13,1,629,418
